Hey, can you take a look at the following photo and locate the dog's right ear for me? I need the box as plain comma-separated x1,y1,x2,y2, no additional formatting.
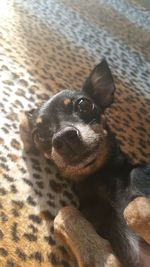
82,59,115,110
19,109,38,152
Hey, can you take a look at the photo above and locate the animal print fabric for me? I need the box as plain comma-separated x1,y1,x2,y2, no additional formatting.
0,0,149,266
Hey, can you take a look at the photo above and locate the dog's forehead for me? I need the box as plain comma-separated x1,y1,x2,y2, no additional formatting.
36,90,84,127
41,90,82,113
50,90,78,105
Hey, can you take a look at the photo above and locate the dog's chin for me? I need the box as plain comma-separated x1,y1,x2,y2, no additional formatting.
64,150,99,170
59,155,104,181
49,143,109,180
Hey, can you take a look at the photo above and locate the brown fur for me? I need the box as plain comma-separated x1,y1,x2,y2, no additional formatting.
54,206,121,267
124,197,150,245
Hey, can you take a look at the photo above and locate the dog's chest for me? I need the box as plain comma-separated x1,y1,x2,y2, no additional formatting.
72,163,131,227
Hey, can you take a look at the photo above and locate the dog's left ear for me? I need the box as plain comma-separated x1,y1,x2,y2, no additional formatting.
19,109,38,152
82,59,115,110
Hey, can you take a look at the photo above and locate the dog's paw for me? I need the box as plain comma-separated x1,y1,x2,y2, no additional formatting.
124,196,150,245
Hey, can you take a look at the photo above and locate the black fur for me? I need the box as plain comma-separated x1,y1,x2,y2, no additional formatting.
73,147,150,267
23,59,150,267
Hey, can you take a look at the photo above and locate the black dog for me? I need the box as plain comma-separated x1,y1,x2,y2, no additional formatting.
20,59,150,267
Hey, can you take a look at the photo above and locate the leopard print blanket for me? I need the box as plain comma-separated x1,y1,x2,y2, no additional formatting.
0,0,149,266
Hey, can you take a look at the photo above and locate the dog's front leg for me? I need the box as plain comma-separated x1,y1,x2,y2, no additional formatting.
54,206,120,267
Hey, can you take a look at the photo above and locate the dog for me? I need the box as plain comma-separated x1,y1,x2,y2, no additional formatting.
20,59,150,267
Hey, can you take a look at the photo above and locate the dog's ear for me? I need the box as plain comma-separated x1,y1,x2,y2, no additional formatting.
19,109,38,152
82,59,115,110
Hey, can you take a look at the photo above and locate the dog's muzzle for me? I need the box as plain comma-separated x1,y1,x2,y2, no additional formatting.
52,126,82,156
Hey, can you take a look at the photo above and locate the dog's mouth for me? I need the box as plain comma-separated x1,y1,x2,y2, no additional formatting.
56,146,100,171
83,158,96,168
71,151,98,169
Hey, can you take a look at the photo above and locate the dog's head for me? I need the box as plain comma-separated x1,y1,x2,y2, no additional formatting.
21,59,115,179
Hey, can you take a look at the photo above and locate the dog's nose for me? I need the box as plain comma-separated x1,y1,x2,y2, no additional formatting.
52,127,80,153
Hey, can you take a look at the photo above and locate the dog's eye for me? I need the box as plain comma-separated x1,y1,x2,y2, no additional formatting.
76,98,95,114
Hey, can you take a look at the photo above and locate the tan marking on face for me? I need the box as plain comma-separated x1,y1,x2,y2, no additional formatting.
64,98,71,105
36,117,43,124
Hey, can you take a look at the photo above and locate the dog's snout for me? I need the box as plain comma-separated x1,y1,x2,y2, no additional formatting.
65,128,78,139
52,127,80,153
